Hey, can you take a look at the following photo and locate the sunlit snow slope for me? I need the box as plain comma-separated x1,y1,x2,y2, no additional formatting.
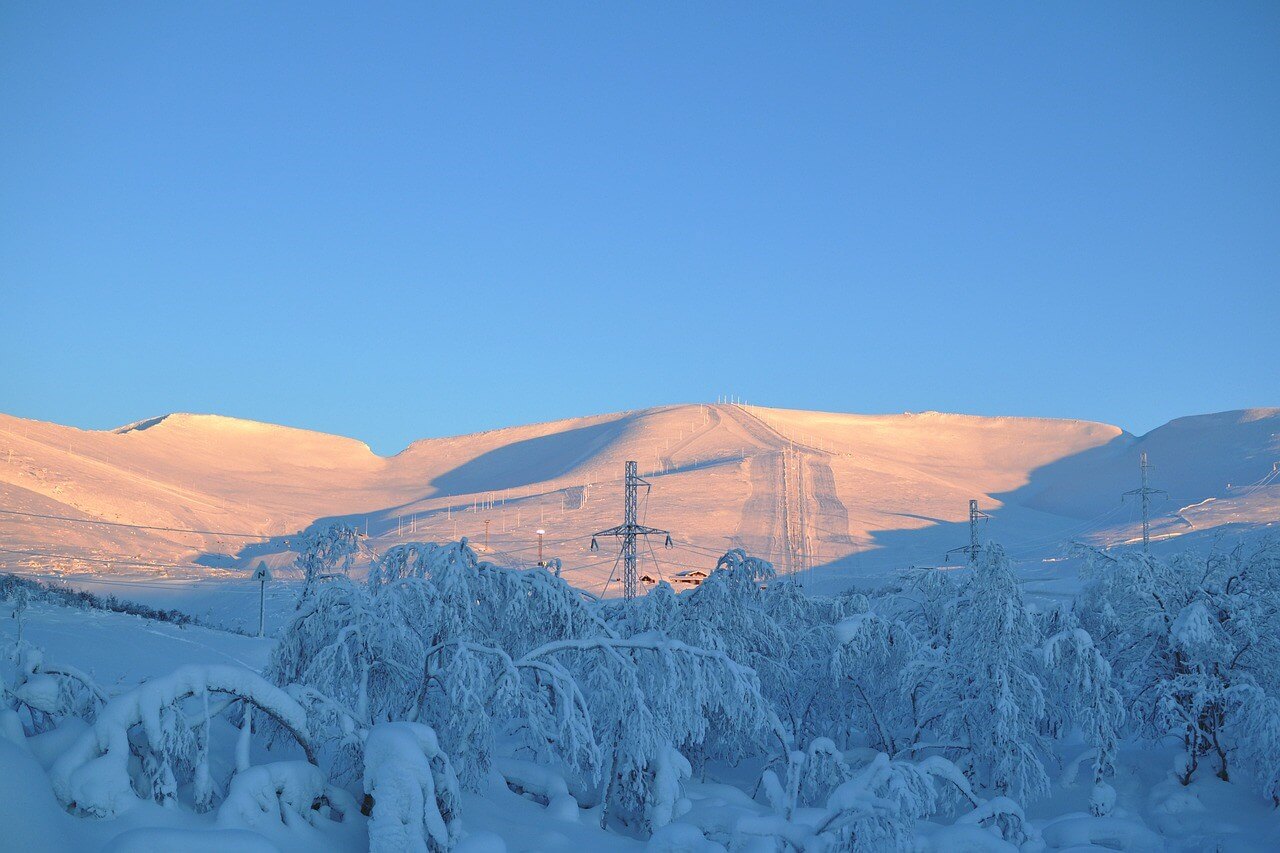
1,405,1277,597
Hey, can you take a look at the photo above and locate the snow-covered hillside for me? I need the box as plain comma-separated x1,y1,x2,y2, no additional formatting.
2,405,1277,603
7,538,1280,851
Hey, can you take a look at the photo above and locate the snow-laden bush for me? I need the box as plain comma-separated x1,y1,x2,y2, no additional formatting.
909,544,1050,801
1077,539,1280,796
1042,618,1124,814
519,633,778,831
753,743,1035,852
1,572,233,633
273,539,781,833
216,760,357,832
362,722,461,853
4,642,106,734
17,643,457,850
296,522,364,600
51,664,315,817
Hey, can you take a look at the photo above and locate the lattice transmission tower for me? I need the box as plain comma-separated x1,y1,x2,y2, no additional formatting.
591,460,672,600
1123,451,1167,553
945,499,991,565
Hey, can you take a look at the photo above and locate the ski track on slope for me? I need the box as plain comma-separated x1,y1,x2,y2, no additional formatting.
3,405,1277,601
806,454,853,547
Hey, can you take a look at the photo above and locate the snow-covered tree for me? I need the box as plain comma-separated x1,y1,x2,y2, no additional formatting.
515,633,778,831
272,578,418,716
910,544,1049,801
51,664,316,818
1042,615,1124,814
275,538,780,833
1077,540,1280,792
362,722,461,853
829,609,923,757
296,522,363,601
754,743,1035,852
3,642,105,735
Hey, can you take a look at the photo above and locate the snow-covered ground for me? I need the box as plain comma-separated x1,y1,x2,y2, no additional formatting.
3,404,1280,850
5,533,1280,852
0,598,641,853
2,404,1277,606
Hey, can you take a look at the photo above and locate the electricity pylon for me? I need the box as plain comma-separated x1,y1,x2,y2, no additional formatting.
591,461,672,600
946,499,991,565
1123,451,1167,552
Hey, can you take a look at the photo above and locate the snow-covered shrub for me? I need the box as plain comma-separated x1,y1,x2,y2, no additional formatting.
296,522,363,600
753,747,1000,852
828,609,923,756
909,544,1050,801
362,722,461,853
4,643,105,734
1042,616,1124,814
753,736,1029,851
1078,540,1280,793
644,745,692,832
1,572,231,633
51,664,315,817
276,538,777,834
810,753,942,851
797,737,850,808
216,760,357,832
517,634,778,831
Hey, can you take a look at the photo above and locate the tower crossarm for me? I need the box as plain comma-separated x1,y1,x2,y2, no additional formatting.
593,523,670,538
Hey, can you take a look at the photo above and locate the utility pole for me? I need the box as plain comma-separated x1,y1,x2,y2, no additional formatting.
1123,451,1167,552
591,460,673,600
251,562,271,637
536,529,545,566
484,519,491,550
946,499,991,565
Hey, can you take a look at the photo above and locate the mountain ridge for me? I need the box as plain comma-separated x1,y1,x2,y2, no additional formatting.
1,404,1276,597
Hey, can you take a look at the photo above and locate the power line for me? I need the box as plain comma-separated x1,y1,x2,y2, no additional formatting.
0,568,278,593
0,546,241,573
0,508,275,539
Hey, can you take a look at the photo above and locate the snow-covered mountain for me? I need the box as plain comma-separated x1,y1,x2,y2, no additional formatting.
1,404,1277,596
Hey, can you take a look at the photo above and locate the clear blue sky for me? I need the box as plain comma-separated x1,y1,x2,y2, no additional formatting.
2,3,1277,455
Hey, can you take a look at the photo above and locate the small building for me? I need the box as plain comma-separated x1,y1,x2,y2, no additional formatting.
672,569,708,588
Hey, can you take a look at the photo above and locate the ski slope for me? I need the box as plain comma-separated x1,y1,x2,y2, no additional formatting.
1,404,1276,605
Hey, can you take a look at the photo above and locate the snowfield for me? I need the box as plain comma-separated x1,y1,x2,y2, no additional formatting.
4,533,1280,851
2,404,1277,601
2,404,1279,850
